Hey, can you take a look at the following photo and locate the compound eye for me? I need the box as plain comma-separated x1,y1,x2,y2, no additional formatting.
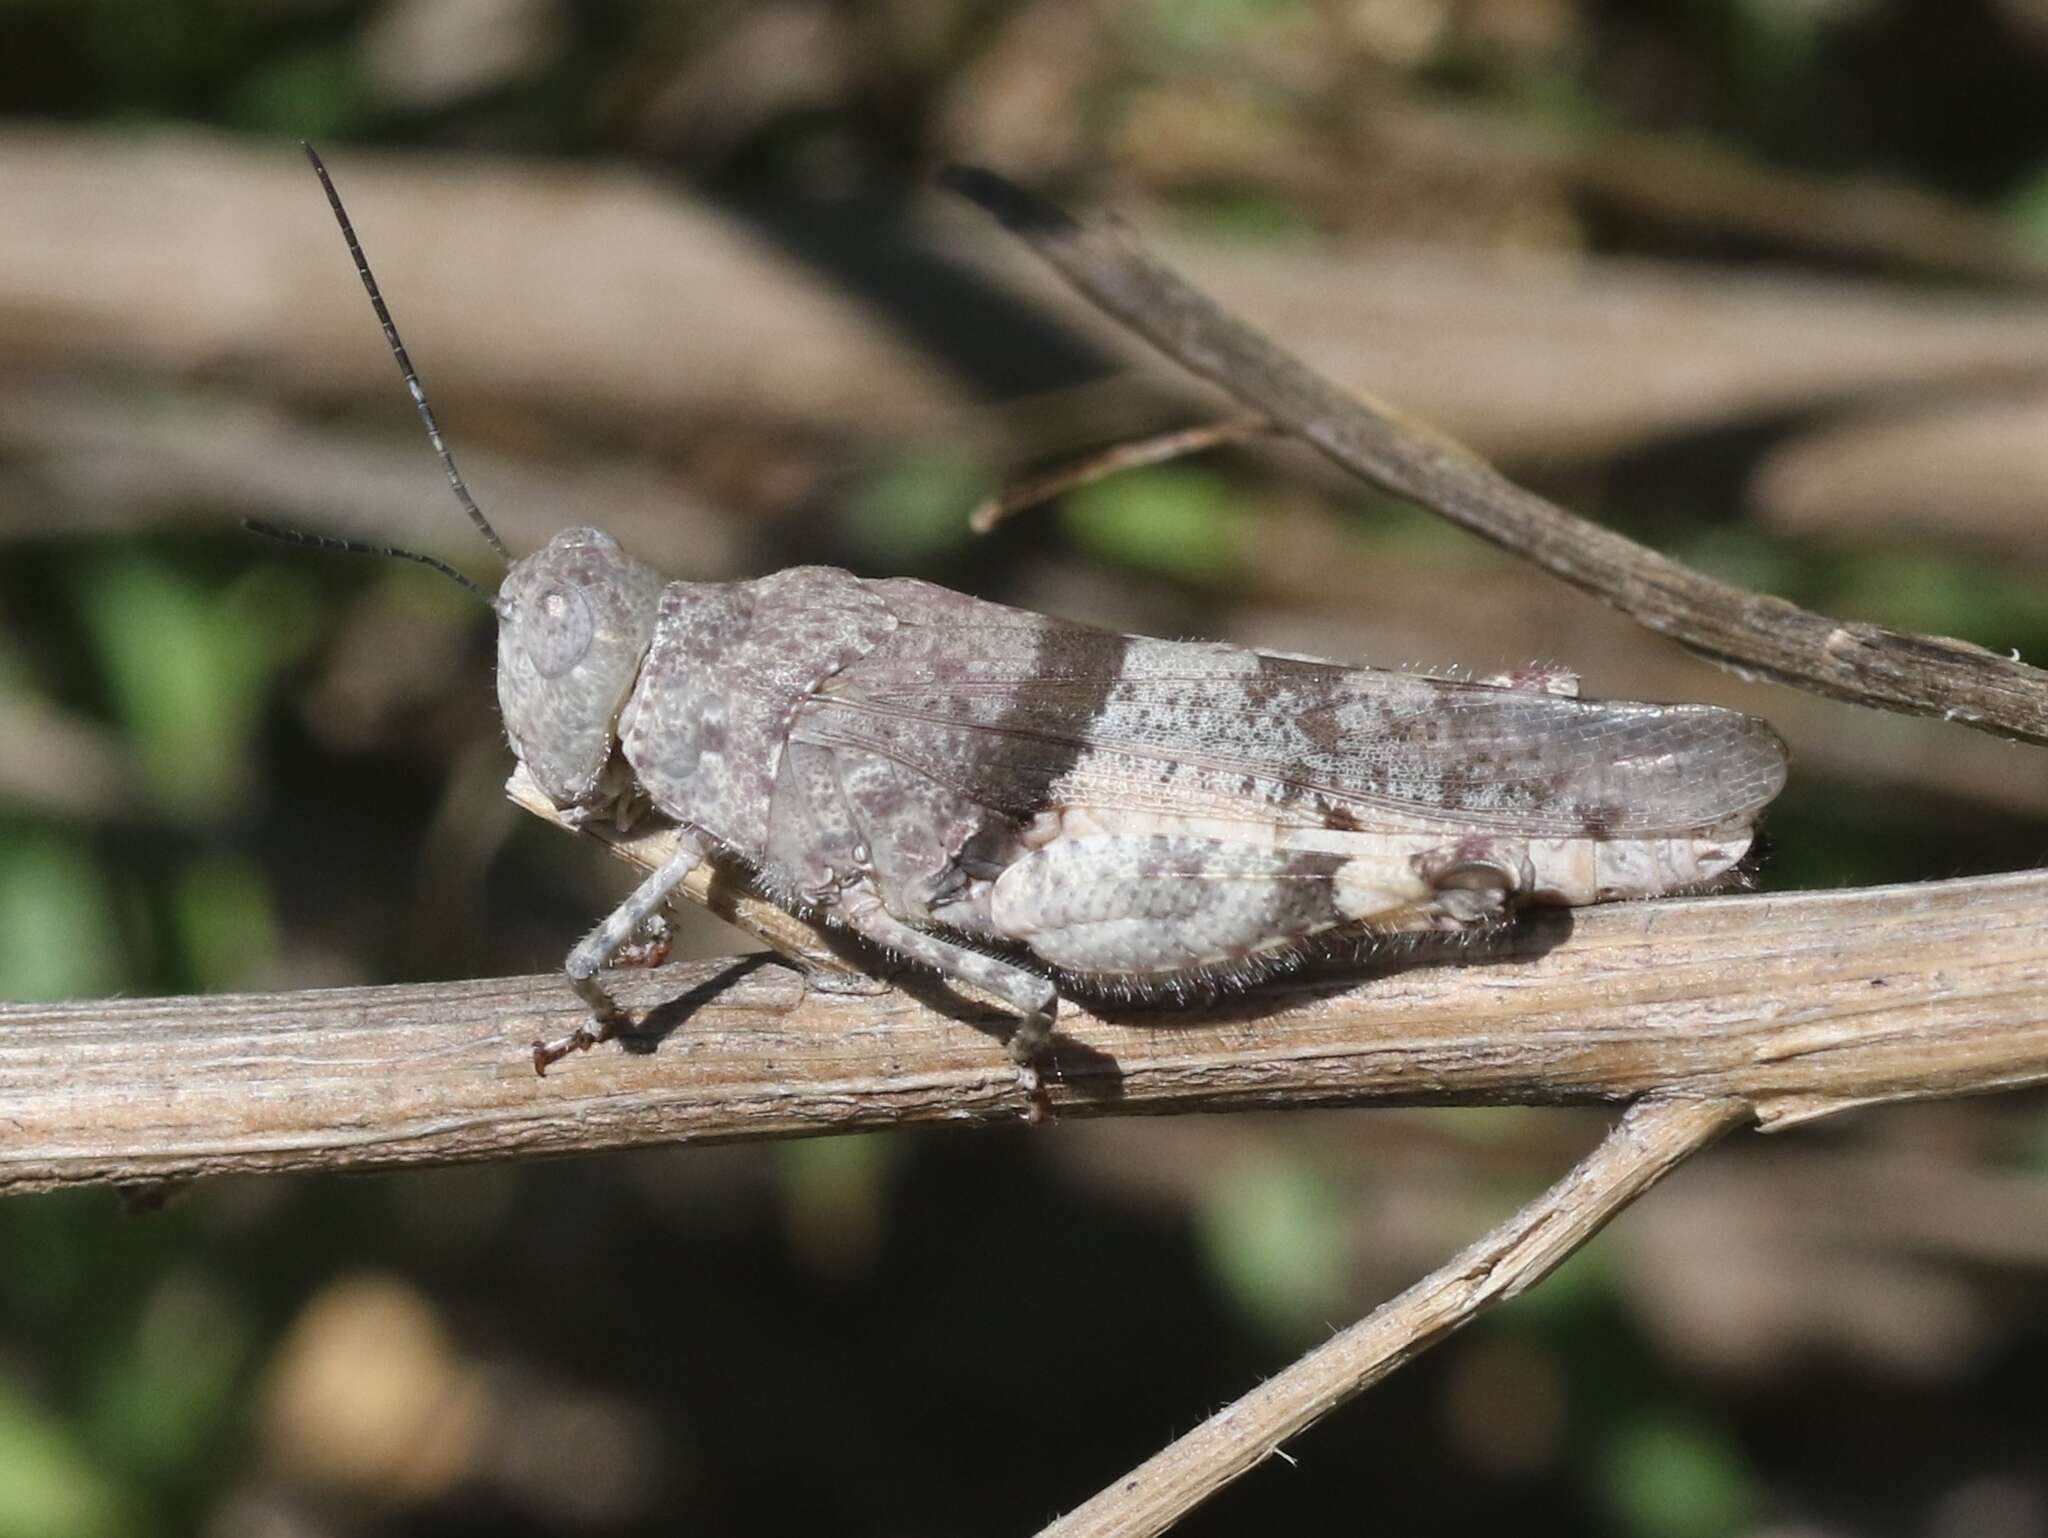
525,585,595,678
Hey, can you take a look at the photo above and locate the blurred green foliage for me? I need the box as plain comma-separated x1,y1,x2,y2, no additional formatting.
1600,1416,1759,1538
0,830,127,1003
0,1190,244,1538
846,449,990,566
1060,467,1249,583
67,555,312,823
0,1379,135,1538
1194,1147,1351,1340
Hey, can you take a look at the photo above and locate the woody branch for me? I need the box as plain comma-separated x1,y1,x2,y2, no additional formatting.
1039,1095,1746,1538
5,777,2045,1198
942,166,2048,747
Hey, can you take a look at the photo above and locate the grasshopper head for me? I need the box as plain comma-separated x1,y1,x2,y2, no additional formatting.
495,527,665,810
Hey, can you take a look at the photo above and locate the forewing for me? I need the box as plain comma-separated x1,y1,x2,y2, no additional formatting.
799,593,1786,839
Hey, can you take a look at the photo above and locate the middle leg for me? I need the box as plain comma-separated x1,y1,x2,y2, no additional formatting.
836,887,1059,1089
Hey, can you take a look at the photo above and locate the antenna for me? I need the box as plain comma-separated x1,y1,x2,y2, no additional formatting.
243,519,494,601
302,141,512,564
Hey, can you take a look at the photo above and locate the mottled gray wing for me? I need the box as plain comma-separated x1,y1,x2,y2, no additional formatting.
796,591,1787,839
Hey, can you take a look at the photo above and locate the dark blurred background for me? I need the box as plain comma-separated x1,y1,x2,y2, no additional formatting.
3,2,2048,1535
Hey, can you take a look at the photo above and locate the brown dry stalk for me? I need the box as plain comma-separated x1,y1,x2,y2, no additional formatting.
1038,1096,1745,1538
942,165,2048,746
968,418,1271,531
4,775,2043,1198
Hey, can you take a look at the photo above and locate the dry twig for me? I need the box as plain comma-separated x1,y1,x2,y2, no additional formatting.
4,777,2044,1198
1039,1096,1745,1538
968,417,1270,531
942,166,2048,745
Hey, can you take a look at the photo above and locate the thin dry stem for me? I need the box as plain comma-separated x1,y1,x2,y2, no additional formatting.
4,780,2043,1198
943,166,2048,745
1039,1095,1744,1538
968,418,1270,531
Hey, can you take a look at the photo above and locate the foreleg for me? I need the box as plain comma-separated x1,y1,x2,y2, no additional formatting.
535,831,707,1073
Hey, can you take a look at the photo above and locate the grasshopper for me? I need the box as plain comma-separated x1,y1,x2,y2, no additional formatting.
262,147,1788,1096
